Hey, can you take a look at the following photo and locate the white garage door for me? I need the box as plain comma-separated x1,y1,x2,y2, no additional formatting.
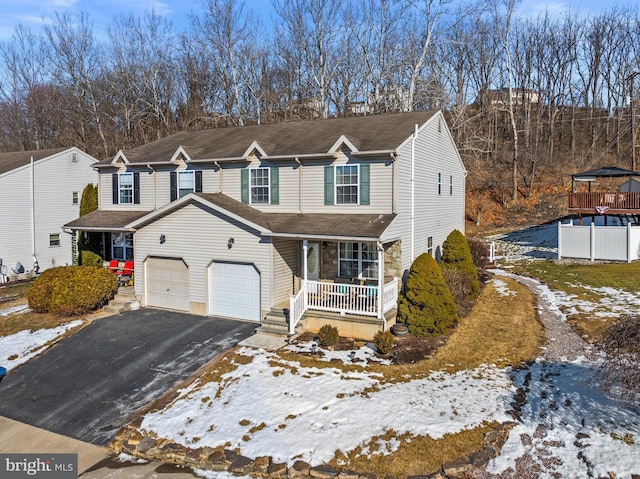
145,257,190,312
210,262,260,322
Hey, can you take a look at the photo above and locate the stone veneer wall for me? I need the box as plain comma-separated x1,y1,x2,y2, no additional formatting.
318,241,402,283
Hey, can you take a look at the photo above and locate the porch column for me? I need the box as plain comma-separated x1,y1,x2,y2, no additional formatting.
377,243,384,321
302,239,308,286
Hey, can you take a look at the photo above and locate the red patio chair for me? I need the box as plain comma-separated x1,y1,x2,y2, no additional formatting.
107,259,120,274
117,261,134,286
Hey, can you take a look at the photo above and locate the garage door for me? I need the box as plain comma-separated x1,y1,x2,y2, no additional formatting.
145,257,190,312
210,262,260,322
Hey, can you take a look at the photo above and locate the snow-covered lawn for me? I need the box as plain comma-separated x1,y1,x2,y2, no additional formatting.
0,303,82,371
137,221,640,478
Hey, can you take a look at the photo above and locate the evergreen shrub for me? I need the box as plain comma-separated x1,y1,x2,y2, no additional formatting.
28,266,118,316
441,229,480,299
373,330,395,355
80,250,103,267
317,324,339,347
397,253,458,337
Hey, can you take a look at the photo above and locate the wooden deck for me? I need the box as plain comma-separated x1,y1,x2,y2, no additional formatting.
568,192,640,215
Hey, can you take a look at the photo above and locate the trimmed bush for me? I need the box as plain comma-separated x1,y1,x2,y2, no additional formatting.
80,250,103,267
397,253,458,337
317,324,339,347
441,229,480,299
28,266,118,316
373,330,395,355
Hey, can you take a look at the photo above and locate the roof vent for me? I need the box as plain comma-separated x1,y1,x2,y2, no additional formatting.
71,152,78,162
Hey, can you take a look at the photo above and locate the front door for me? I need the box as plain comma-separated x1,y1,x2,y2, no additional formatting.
306,242,320,281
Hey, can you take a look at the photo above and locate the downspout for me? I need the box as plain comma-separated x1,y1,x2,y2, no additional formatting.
391,152,398,213
411,124,417,261
31,156,36,262
295,157,302,214
147,164,156,210
377,242,385,326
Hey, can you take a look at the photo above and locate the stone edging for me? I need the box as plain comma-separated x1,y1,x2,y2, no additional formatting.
111,414,521,479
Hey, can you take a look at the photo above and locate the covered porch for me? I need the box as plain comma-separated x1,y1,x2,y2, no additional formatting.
286,239,400,335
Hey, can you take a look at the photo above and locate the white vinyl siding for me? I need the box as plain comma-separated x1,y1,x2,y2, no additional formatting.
272,238,298,304
134,202,273,316
382,112,466,274
0,148,97,271
302,156,392,213
225,162,298,212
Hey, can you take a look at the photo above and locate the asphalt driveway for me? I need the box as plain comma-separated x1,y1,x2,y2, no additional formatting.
0,309,256,445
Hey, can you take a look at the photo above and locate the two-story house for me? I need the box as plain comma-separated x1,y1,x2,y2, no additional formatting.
65,112,466,338
0,147,98,279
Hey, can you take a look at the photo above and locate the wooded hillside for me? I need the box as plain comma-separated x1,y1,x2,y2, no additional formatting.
1,0,639,229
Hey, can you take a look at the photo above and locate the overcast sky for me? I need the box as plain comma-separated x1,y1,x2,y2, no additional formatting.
0,0,628,43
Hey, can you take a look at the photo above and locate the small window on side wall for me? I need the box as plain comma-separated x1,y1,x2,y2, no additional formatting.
428,236,433,256
50,233,61,247
72,191,79,204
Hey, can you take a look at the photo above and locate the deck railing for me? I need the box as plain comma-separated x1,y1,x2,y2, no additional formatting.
568,191,640,211
288,278,399,334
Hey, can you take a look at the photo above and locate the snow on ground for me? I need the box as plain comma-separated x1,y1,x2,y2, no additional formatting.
139,221,640,478
0,303,82,371
141,347,515,466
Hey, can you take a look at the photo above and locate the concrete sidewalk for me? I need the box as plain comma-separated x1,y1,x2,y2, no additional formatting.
0,416,110,474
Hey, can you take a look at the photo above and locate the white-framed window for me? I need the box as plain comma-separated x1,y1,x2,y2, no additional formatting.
250,168,270,204
438,172,442,195
336,165,359,204
112,232,134,260
178,171,195,198
449,175,453,195
428,236,433,256
49,233,61,247
119,173,133,204
338,242,378,279
72,191,79,204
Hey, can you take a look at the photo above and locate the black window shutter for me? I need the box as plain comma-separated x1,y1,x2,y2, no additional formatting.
195,170,203,193
112,173,119,204
133,172,140,204
170,172,177,201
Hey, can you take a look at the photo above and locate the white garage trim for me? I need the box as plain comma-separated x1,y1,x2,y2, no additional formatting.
144,257,190,312
209,261,261,322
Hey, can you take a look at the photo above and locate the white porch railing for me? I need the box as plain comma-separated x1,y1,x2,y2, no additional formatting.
288,278,398,334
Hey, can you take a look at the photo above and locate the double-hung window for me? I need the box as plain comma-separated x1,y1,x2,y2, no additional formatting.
338,242,378,279
113,172,140,204
119,173,133,204
250,168,270,204
178,171,195,198
335,165,359,204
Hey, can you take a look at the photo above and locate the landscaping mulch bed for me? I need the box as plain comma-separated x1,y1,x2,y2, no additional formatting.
292,331,448,365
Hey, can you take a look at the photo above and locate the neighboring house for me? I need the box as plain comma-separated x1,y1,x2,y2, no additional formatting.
0,148,98,278
486,88,539,107
65,112,466,338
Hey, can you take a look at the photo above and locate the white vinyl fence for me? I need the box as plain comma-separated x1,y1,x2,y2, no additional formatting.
558,221,640,262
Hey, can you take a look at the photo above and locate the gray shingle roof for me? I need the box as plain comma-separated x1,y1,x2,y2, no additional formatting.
98,112,437,166
64,209,150,231
0,148,68,176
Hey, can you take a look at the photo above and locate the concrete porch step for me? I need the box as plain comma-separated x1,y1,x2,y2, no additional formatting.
255,309,300,338
104,289,139,315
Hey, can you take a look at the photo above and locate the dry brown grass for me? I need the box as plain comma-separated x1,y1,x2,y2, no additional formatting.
329,423,498,477
427,276,543,372
0,309,80,337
